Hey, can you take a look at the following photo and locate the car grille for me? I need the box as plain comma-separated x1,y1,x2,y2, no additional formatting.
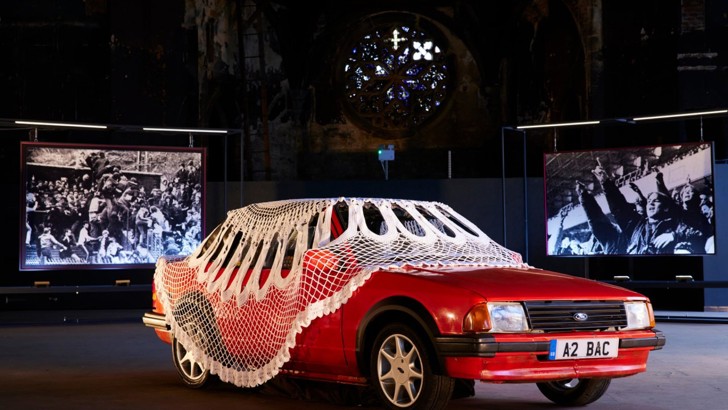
523,301,628,332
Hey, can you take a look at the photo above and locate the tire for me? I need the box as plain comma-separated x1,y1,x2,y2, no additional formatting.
172,322,211,388
537,378,611,406
370,323,455,410
171,292,220,388
172,291,224,360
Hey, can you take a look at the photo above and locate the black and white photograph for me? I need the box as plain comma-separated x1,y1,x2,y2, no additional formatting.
20,142,206,270
544,142,715,256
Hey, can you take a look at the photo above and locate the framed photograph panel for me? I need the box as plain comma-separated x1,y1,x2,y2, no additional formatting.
544,142,715,256
20,142,206,271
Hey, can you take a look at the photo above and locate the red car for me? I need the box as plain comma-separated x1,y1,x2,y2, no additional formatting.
143,198,664,409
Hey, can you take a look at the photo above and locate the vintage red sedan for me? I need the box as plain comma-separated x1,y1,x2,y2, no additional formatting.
143,198,664,409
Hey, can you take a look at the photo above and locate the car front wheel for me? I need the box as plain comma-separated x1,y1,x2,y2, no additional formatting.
370,324,455,410
537,378,611,406
172,325,211,388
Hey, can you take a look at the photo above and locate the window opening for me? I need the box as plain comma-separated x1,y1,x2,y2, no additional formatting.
392,204,426,236
363,202,388,235
342,20,449,136
220,231,244,268
416,205,455,237
435,205,478,236
282,230,297,271
306,213,320,249
331,201,349,239
198,223,223,254
224,238,250,290
263,233,280,269
204,225,233,274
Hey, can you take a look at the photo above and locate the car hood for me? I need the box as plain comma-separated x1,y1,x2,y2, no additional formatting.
397,265,645,301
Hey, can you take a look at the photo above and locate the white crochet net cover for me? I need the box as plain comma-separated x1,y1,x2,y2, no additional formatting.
154,197,524,387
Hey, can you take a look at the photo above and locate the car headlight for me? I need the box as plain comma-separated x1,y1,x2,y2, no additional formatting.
463,302,529,333
623,301,655,330
488,302,529,332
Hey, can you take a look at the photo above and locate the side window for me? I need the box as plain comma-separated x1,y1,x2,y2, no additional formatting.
247,240,264,268
221,231,245,267
331,201,349,238
263,233,280,269
363,202,388,235
281,230,297,270
198,223,224,254
435,205,479,236
202,225,235,273
416,205,455,237
392,204,426,237
307,213,320,249
281,211,321,272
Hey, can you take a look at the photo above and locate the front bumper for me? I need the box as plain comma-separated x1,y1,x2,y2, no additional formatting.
435,329,665,357
434,329,665,382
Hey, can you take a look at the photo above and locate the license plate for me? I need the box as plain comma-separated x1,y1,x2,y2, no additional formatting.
548,338,618,360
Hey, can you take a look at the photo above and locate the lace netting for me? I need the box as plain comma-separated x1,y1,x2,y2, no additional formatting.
154,197,525,387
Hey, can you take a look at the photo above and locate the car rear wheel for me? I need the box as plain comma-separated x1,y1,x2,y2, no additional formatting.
370,324,455,410
172,323,211,388
537,378,611,406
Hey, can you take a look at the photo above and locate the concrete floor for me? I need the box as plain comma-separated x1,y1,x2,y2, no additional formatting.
0,310,726,410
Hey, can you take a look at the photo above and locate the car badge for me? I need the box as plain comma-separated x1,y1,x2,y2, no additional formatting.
573,312,589,321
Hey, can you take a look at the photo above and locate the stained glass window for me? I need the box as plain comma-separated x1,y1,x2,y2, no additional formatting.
342,23,449,136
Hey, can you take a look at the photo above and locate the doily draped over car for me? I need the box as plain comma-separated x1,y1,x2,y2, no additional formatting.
154,197,525,388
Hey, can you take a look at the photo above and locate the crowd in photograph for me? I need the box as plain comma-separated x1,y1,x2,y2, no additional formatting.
551,157,715,256
24,151,203,266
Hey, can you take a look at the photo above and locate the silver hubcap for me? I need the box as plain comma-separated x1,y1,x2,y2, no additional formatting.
377,333,423,407
175,325,207,382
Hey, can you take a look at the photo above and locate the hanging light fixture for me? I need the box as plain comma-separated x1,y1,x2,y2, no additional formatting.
15,120,107,129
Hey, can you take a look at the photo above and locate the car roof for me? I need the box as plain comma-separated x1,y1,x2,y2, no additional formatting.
181,197,525,302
